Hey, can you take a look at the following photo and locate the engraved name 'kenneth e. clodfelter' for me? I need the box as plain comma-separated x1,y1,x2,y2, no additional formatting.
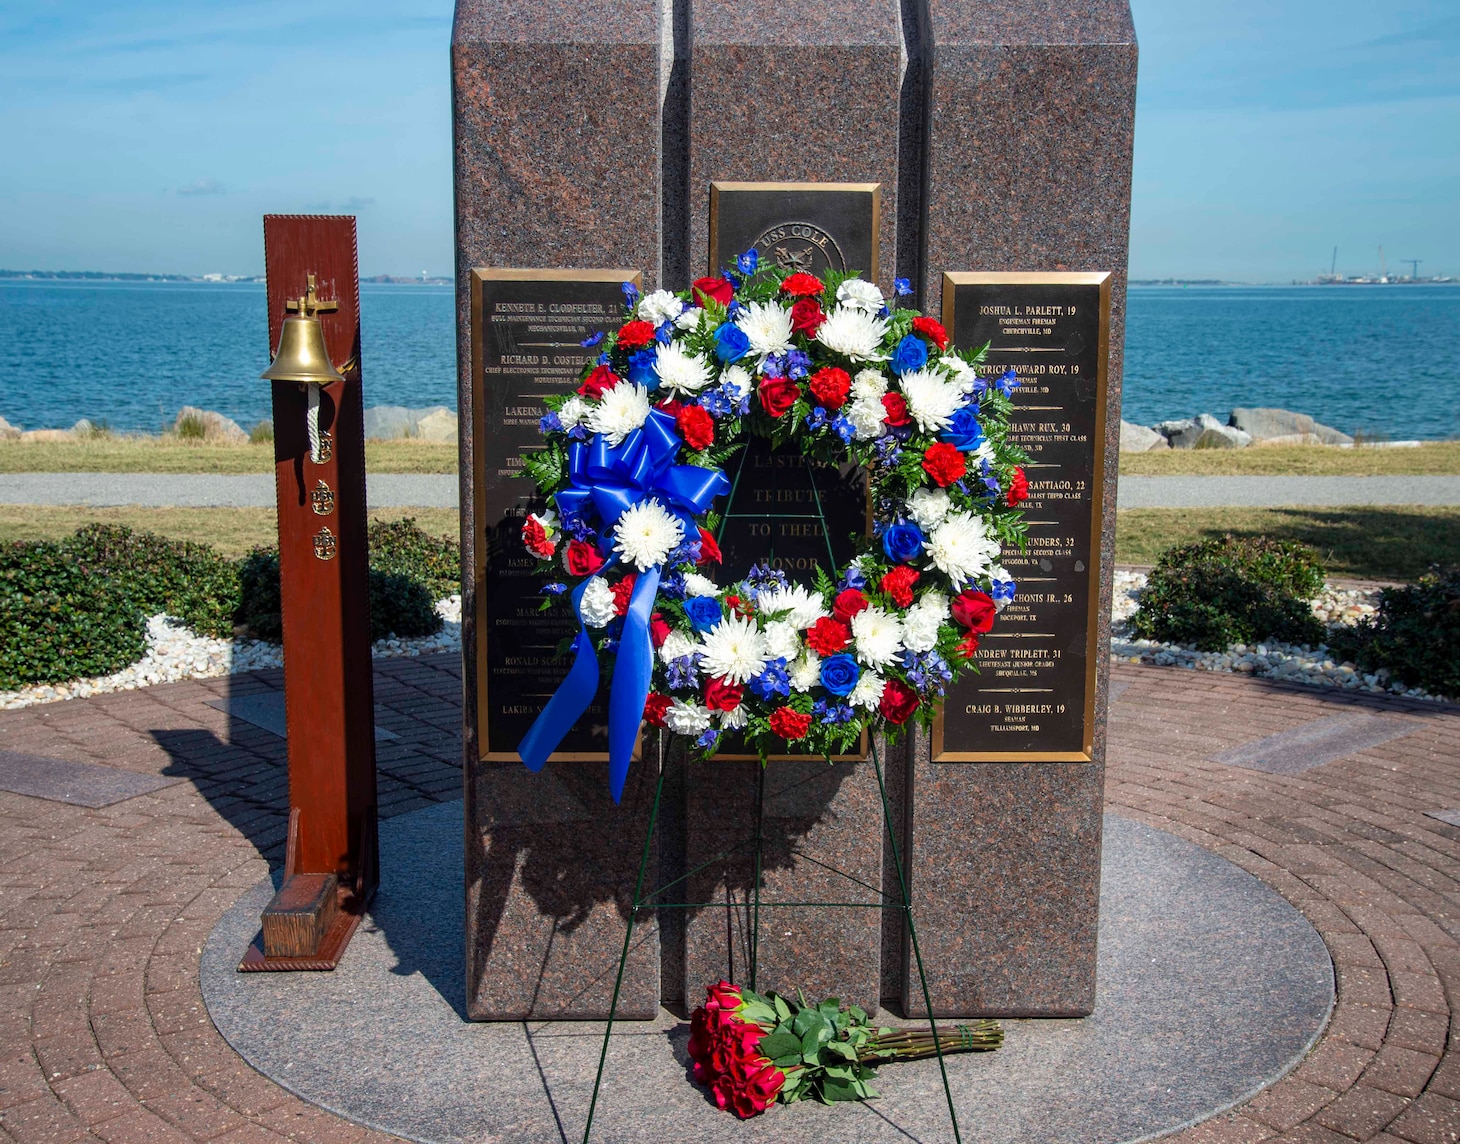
934,272,1111,762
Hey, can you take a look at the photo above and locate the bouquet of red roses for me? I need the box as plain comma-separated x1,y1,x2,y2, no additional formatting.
686,980,1002,1117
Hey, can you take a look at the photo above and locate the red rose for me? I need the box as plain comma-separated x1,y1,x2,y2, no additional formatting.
881,392,911,426
649,613,671,648
704,676,743,712
956,632,981,660
705,980,742,1012
921,441,967,487
693,276,735,306
779,272,825,298
697,527,722,566
951,589,997,633
657,396,683,418
611,573,638,617
789,297,826,336
616,320,656,349
643,693,672,727
578,364,620,399
740,1062,786,1115
879,679,920,725
879,565,920,608
911,316,950,351
676,404,715,451
805,617,851,656
768,706,812,741
564,540,604,577
1007,466,1029,505
757,376,800,418
521,516,555,559
832,588,869,624
808,366,851,410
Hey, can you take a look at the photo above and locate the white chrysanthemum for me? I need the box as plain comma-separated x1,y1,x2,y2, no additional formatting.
918,590,950,621
970,439,995,467
557,396,588,429
846,396,886,441
612,499,683,571
654,342,713,395
664,700,712,736
941,355,978,393
852,368,888,401
907,487,951,530
586,381,652,446
754,584,827,629
683,571,719,597
850,606,903,670
815,306,889,361
579,577,618,628
763,620,802,662
927,512,1001,588
720,364,753,399
735,301,794,358
789,650,822,693
638,289,684,326
898,369,964,433
850,671,887,710
837,279,885,313
697,614,769,684
659,630,698,665
719,705,748,730
900,602,942,653
675,306,704,331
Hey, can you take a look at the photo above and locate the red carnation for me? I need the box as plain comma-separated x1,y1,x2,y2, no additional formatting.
951,589,997,633
911,316,950,351
878,679,920,725
697,527,722,565
578,364,620,399
650,613,671,648
693,276,735,306
779,272,825,298
1007,466,1029,505
611,573,638,617
616,320,656,349
921,442,966,487
805,617,851,656
789,297,826,336
832,588,870,624
657,396,684,418
768,706,812,741
704,676,743,712
521,516,555,559
881,392,911,426
677,404,715,451
643,693,673,727
725,594,753,619
758,376,800,418
564,540,604,577
956,632,981,660
879,565,920,608
808,366,851,410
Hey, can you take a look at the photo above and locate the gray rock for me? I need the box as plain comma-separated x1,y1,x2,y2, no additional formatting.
1155,417,1203,449
0,416,17,440
173,406,247,444
362,405,454,440
414,408,459,443
1120,421,1167,453
1195,413,1251,449
71,418,96,437
1230,407,1352,446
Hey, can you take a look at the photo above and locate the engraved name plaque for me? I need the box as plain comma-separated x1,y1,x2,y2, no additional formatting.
709,182,880,280
470,269,640,761
933,272,1111,762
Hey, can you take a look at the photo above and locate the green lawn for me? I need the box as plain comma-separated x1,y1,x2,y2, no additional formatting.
0,437,459,474
1120,441,1460,476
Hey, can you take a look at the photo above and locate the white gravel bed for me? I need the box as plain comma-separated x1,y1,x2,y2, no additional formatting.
1111,570,1451,705
0,596,462,711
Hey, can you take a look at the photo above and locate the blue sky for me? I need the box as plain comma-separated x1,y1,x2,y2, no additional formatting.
0,0,1455,281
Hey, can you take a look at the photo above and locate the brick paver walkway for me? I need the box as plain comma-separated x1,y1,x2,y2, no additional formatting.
1,657,1458,1143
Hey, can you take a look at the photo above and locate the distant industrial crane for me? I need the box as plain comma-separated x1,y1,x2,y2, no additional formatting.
1403,259,1421,280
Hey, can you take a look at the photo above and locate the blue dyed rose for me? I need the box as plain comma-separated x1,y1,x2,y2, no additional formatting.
819,654,860,697
714,322,751,364
627,348,659,389
881,521,925,563
683,595,723,633
889,334,928,375
940,406,986,452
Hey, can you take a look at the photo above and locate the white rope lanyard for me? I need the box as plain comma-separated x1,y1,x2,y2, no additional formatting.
306,384,323,464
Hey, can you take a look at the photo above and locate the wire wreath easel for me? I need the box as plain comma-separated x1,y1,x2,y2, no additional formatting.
579,450,964,1143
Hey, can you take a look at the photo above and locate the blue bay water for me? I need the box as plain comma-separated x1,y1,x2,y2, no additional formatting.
0,279,1455,440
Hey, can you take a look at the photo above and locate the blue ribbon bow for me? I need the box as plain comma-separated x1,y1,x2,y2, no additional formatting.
518,409,729,802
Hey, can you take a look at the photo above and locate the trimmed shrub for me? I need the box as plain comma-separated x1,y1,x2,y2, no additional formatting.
1330,566,1460,698
1131,534,1326,651
236,551,441,642
366,517,459,599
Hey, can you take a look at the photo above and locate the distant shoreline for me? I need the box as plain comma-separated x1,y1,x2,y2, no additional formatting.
0,270,454,285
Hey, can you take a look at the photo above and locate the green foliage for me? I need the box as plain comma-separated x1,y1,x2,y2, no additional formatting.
1330,566,1460,698
1131,534,1326,651
366,517,460,598
248,420,274,445
175,410,207,440
736,988,884,1105
235,549,442,642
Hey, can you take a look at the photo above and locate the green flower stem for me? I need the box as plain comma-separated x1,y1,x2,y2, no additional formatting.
859,1021,1004,1061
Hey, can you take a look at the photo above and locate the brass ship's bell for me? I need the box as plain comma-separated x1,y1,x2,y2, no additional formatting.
260,275,345,385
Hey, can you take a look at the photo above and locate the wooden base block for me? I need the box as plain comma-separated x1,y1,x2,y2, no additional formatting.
262,872,339,958
239,893,362,973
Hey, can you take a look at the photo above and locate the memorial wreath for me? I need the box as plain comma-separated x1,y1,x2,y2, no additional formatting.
517,255,1029,801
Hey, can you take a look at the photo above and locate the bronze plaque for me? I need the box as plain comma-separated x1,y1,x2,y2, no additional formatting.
933,272,1111,763
708,182,880,279
470,268,640,761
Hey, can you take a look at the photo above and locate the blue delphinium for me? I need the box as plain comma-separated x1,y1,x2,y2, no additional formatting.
830,415,855,443
872,435,904,465
784,349,811,379
812,698,856,724
745,563,788,594
991,575,1017,605
580,331,605,348
696,728,721,751
761,353,785,379
700,380,749,418
736,249,759,276
655,321,674,345
996,367,1019,397
749,658,790,701
539,412,564,434
889,334,927,375
893,277,913,297
901,649,952,696
805,407,829,432
839,562,868,591
621,281,640,308
542,582,568,596
667,654,700,689
596,351,612,366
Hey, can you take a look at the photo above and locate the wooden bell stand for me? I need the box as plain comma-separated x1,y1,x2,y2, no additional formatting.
239,215,379,971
